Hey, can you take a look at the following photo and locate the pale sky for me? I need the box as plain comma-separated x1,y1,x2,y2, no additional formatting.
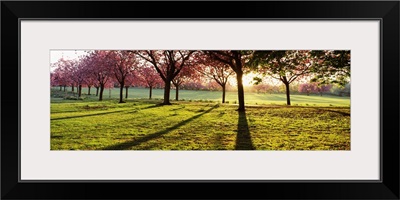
50,50,88,64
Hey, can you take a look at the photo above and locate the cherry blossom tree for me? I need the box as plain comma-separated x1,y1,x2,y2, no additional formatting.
73,57,91,97
52,58,77,92
316,84,332,96
123,73,138,99
196,53,234,103
107,50,137,103
204,80,221,91
181,80,205,90
138,65,163,99
135,50,195,105
252,83,272,94
51,66,69,91
84,75,97,95
76,54,97,96
299,83,332,96
94,81,100,96
298,83,317,96
171,65,200,101
50,72,58,90
86,50,113,101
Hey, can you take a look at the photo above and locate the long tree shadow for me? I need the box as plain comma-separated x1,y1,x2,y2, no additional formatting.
51,110,81,114
124,104,162,114
310,107,350,117
100,104,219,150
51,104,161,121
235,111,255,150
51,110,128,121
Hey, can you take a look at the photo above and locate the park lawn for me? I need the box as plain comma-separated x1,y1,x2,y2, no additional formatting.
55,87,351,107
51,99,350,150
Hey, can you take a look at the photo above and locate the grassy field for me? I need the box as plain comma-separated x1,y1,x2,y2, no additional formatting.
53,87,351,107
51,89,350,150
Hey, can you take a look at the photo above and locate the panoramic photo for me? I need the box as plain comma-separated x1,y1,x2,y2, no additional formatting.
50,50,350,150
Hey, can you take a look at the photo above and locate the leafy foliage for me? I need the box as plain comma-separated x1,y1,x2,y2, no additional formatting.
310,50,350,86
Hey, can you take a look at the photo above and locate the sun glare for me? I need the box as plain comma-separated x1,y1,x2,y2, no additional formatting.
229,72,258,87
242,73,256,86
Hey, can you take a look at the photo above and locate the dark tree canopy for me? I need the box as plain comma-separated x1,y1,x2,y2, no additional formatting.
310,50,351,86
204,50,254,111
135,50,196,105
249,50,315,105
249,50,350,105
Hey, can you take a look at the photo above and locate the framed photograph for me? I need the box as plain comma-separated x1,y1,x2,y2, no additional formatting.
2,1,399,199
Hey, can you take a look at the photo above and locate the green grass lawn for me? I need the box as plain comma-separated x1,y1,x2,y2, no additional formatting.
51,92,351,150
54,87,350,107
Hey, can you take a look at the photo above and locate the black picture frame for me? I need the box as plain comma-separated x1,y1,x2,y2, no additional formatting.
2,1,399,199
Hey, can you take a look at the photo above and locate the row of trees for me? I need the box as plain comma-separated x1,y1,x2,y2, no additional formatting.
51,51,163,102
51,50,350,111
298,83,333,96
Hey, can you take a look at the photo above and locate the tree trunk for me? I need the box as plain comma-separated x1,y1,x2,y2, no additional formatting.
236,71,245,111
175,84,179,101
163,81,171,105
99,85,104,101
119,83,124,103
222,84,226,103
63,86,66,92
88,86,91,95
149,86,153,99
72,85,74,92
109,88,111,98
96,87,99,96
285,83,291,105
59,86,62,91
125,86,129,99
78,85,82,97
